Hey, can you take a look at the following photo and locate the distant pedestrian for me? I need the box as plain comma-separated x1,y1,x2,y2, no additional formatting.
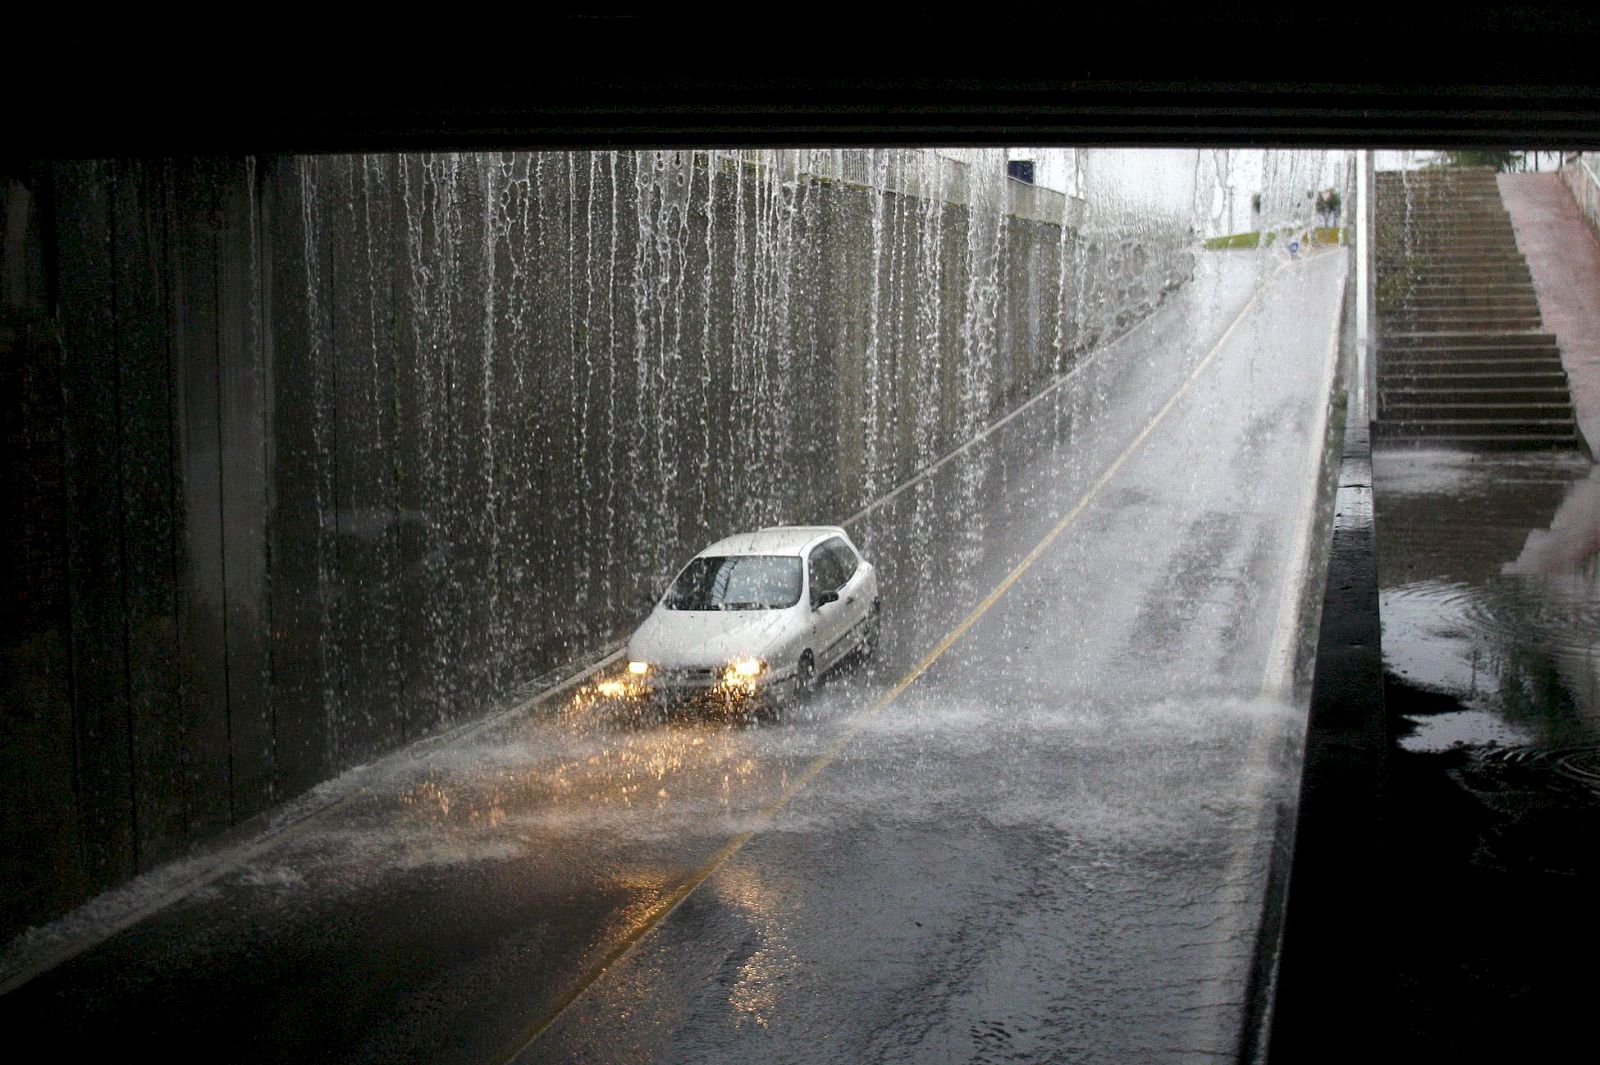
1315,188,1341,229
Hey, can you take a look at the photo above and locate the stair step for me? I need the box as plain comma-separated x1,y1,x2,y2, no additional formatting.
1377,222,1517,229
1378,246,1521,254
1381,341,1561,355
1382,356,1564,370
1376,175,1500,182
1381,353,1560,368
1377,248,1523,256
1378,217,1512,224
1382,270,1533,281
1384,388,1573,405
1387,305,1542,317
1392,287,1538,296
1381,402,1575,421
1382,305,1542,313
1377,206,1510,213
1376,229,1518,237
1380,366,1567,377
1384,261,1529,268
1377,221,1514,230
1383,331,1556,346
1377,206,1510,215
1376,222,1517,229
1396,278,1534,285
1382,371,1567,388
1382,330,1556,346
1376,212,1513,219
1381,260,1528,267
1371,432,1583,451
1391,295,1541,303
1374,417,1576,435
1382,318,1546,331
1375,191,1505,198
1383,303,1541,312
1369,239,1516,247
1382,356,1561,368
1378,251,1525,260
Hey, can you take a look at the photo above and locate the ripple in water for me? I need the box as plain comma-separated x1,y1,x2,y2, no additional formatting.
1384,574,1600,751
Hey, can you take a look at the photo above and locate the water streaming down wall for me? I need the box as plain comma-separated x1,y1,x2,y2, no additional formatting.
2,149,1196,937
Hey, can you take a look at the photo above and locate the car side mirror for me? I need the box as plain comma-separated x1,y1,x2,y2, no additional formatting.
813,589,840,609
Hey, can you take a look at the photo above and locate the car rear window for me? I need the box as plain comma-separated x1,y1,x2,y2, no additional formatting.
665,555,803,610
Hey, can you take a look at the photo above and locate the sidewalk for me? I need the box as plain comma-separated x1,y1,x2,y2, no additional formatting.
1500,172,1600,453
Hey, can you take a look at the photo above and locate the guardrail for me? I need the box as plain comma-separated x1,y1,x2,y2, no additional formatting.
1560,152,1600,242
1007,175,1087,227
727,149,1086,227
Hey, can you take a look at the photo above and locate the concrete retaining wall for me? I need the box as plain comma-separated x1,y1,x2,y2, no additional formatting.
1561,155,1600,244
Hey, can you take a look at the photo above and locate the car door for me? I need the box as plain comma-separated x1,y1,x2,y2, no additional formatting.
806,543,850,669
823,538,869,658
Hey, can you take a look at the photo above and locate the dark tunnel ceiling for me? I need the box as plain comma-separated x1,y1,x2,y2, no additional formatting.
16,6,1600,157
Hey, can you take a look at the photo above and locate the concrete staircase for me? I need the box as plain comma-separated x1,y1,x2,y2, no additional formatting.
1374,168,1584,450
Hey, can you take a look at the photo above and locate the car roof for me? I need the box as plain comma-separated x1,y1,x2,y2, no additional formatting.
698,525,848,557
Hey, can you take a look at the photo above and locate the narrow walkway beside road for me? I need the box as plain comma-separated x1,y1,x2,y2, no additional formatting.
1501,171,1600,453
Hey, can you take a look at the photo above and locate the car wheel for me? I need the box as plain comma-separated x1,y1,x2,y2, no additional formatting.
793,651,815,701
863,601,882,659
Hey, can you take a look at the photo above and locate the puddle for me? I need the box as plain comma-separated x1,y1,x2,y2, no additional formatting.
1398,708,1533,753
1377,449,1600,752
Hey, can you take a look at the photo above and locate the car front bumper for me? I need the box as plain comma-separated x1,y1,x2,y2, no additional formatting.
622,662,795,704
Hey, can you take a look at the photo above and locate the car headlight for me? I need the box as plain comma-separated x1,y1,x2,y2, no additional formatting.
725,658,765,680
627,661,650,675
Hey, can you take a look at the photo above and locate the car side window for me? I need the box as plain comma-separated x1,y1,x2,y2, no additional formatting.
825,538,858,584
808,547,846,597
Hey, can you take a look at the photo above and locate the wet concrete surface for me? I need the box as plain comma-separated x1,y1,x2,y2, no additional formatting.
1501,172,1600,451
1375,444,1600,1059
0,249,1346,1063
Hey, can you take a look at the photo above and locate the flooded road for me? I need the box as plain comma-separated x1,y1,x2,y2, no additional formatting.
0,249,1346,1063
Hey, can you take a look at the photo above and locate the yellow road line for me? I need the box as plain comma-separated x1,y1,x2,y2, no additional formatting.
500,261,1290,1062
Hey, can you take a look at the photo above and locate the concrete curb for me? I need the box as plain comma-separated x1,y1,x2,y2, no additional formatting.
1263,417,1387,1061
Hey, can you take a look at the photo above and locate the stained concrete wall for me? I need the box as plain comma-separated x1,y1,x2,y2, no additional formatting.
0,152,1194,939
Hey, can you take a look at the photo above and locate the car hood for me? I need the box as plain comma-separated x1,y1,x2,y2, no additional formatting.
628,606,794,668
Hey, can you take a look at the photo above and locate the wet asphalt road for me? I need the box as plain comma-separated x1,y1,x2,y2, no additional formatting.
0,249,1345,1063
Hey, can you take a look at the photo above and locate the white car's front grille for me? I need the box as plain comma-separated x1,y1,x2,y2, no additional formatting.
656,667,722,688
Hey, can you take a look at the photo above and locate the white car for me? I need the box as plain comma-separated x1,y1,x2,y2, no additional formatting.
622,526,880,707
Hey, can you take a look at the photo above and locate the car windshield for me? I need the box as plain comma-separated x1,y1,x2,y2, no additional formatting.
665,555,803,610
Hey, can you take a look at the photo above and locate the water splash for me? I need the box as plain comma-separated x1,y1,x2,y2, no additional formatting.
281,148,1219,767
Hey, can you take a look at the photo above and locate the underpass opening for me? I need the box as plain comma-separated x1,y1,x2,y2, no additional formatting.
5,146,1358,1063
